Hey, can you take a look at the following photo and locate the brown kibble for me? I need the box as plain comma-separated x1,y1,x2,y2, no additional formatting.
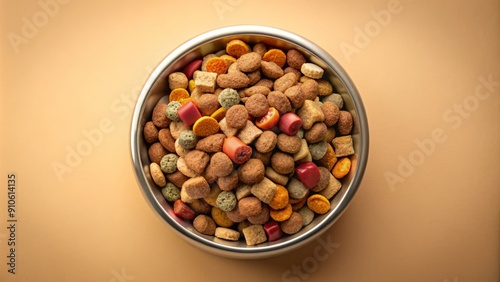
246,69,261,85
158,128,176,152
209,152,234,177
277,134,302,154
238,197,262,217
189,198,212,214
319,144,338,171
273,72,296,92
261,61,284,79
195,133,225,153
284,67,301,83
252,42,267,57
152,102,170,128
244,85,271,97
166,170,189,188
184,150,210,175
254,151,272,166
317,79,334,96
300,79,319,101
226,206,247,223
267,91,292,115
226,104,248,129
337,111,353,135
217,170,239,191
217,71,250,89
254,78,274,89
238,158,265,185
148,142,167,164
197,94,220,116
183,176,210,199
298,100,325,130
311,167,331,192
211,207,234,227
193,214,216,235
286,49,306,70
245,93,269,117
321,101,340,127
271,152,295,175
305,122,328,143
237,52,262,72
255,131,277,153
143,121,158,144
280,212,303,234
247,204,270,225
284,85,305,108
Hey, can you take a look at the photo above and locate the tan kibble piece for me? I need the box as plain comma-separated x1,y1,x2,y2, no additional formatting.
254,78,274,89
301,79,319,101
247,205,270,225
238,197,262,217
244,85,271,97
280,212,303,235
235,184,252,200
180,186,195,204
194,71,217,93
286,49,306,69
238,159,265,185
149,163,166,187
168,72,188,90
297,100,325,130
247,69,261,85
305,122,327,143
252,42,267,57
337,111,353,135
245,93,269,118
237,120,263,145
215,227,240,241
169,120,189,139
320,175,342,199
217,71,250,89
217,170,239,191
267,91,292,115
250,177,277,204
219,117,239,137
265,167,289,186
321,101,340,127
195,133,225,153
301,63,324,79
242,225,267,246
174,138,190,158
284,85,305,108
311,167,331,192
255,131,277,153
197,94,220,116
284,67,301,83
226,207,247,223
293,139,310,162
225,104,248,129
166,170,189,188
271,152,295,175
332,135,355,157
209,152,234,177
189,199,211,214
177,157,198,177
277,134,302,154
182,176,210,199
317,79,334,96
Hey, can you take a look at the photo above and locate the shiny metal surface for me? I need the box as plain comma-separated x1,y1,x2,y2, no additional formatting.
130,25,369,259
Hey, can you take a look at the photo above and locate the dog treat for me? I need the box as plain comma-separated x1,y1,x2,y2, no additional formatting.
142,38,360,246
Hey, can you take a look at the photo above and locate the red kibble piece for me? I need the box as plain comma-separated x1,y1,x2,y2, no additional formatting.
256,107,280,130
177,101,202,127
222,136,252,164
295,162,321,189
173,199,195,220
279,112,303,136
263,220,283,242
183,59,202,80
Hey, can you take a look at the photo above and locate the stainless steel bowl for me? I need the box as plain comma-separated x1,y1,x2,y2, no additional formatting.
130,25,369,259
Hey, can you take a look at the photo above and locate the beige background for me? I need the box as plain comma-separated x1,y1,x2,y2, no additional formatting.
1,0,499,281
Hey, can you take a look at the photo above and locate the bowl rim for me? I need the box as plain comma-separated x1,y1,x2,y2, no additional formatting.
130,25,369,258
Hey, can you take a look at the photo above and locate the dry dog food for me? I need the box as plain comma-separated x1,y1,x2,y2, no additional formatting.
142,39,358,245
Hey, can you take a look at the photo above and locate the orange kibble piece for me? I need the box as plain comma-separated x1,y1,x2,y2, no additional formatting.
226,39,251,58
269,185,289,210
188,79,196,92
210,107,227,122
307,194,330,214
319,144,338,171
332,157,351,179
270,204,293,222
206,57,228,75
169,88,190,102
193,116,220,137
211,206,234,227
179,97,195,106
263,49,287,68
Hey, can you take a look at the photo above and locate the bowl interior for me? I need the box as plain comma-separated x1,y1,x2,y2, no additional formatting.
131,26,368,258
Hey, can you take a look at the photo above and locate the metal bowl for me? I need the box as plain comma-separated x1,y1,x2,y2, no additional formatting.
130,25,369,259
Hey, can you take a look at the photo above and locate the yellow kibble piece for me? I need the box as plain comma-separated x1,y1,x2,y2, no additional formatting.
332,157,351,179
307,194,330,214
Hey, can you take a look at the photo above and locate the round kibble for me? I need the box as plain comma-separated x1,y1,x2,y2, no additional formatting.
238,197,262,217
321,101,340,127
317,79,333,96
226,104,248,129
298,206,315,226
254,151,272,166
307,194,331,214
189,198,211,214
309,141,328,160
217,170,239,191
166,101,181,121
255,131,277,153
209,152,234,177
238,158,265,185
322,93,344,109
197,94,220,116
280,212,303,234
287,178,309,199
247,204,270,225
332,157,351,179
267,91,292,115
262,49,287,68
193,116,220,137
218,88,240,109
216,191,237,212
193,214,216,235
143,121,158,143
269,185,289,210
305,122,327,143
271,152,295,175
150,162,166,187
226,207,247,223
245,94,269,118
184,150,209,175
276,134,302,154
160,153,178,173
284,85,305,108
161,183,180,202
168,72,188,90
300,79,319,101
311,167,331,192
237,52,262,72
269,204,293,222
169,120,189,139
178,130,198,149
337,110,353,135
211,207,234,227
261,61,284,79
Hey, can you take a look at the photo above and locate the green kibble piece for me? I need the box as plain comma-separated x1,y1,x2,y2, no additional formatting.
309,141,328,160
160,153,178,173
218,88,240,109
178,130,198,149
161,183,180,202
166,101,182,121
298,206,315,226
216,191,237,212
